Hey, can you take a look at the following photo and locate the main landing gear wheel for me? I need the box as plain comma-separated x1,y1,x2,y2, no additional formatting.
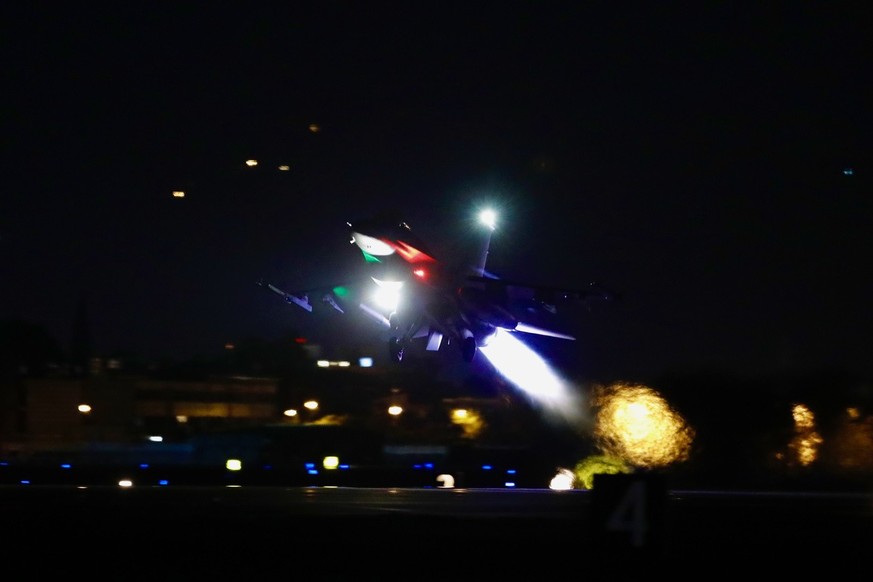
388,337,404,363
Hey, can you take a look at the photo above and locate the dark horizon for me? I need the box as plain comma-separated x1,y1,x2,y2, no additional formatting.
3,3,870,384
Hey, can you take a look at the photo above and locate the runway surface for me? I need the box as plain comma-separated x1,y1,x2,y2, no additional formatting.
4,482,871,579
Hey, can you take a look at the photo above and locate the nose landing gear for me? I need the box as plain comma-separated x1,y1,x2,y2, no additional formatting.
388,337,405,363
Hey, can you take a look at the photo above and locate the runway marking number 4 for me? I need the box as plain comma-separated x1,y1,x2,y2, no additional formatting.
605,480,647,547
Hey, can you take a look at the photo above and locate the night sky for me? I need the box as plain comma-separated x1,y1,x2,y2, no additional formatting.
3,3,870,383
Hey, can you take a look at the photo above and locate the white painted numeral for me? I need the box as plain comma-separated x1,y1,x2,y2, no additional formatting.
605,480,647,547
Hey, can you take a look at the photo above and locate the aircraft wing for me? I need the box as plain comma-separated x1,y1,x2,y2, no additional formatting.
466,276,619,315
257,278,394,328
256,279,345,314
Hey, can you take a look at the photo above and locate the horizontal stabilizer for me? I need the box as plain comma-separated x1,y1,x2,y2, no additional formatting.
466,276,619,312
514,322,575,340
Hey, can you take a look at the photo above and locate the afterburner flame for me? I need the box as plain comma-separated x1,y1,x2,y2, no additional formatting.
591,382,695,468
479,329,588,428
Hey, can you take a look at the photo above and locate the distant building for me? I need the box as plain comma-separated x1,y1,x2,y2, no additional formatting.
0,355,532,456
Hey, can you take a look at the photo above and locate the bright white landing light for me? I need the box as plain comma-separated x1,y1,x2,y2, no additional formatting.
371,277,403,311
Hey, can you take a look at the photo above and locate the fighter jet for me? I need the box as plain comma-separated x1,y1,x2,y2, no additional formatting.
258,211,616,365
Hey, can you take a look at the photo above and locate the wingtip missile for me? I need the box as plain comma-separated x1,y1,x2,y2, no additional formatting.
257,279,314,312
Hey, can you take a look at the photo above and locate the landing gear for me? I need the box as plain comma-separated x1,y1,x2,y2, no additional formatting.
388,312,401,332
461,337,477,363
388,337,405,363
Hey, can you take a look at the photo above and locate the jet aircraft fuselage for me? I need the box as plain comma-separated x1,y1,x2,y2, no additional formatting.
347,214,582,364
259,212,614,366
